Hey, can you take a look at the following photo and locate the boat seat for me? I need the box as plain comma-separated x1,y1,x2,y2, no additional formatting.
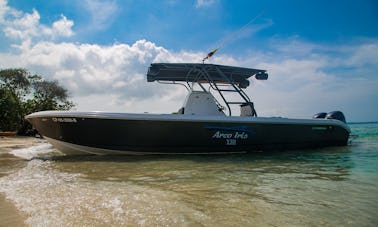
240,102,257,117
182,91,225,116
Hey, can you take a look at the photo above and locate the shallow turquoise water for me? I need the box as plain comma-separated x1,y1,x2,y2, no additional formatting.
0,123,377,226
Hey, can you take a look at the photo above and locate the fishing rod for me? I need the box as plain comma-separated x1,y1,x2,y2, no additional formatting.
202,12,264,63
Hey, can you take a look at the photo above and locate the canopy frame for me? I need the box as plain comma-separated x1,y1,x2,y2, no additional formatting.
146,63,268,116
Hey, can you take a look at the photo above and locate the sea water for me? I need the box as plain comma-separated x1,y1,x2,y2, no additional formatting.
0,123,377,226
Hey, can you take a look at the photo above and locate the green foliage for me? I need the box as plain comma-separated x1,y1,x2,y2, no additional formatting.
0,88,21,131
0,68,75,134
0,68,30,94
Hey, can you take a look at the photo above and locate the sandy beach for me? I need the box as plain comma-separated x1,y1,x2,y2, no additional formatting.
0,194,27,227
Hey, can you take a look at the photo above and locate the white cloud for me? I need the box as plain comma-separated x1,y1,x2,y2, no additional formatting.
2,39,199,114
82,0,118,30
0,0,12,23
0,32,377,121
3,9,41,40
210,38,378,121
52,15,74,38
1,36,376,121
0,2,74,47
195,0,216,8
345,43,378,67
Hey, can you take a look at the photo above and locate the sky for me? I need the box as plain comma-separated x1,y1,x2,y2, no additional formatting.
0,0,377,122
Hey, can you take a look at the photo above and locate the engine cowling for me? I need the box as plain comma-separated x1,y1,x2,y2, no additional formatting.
313,112,327,119
326,111,346,123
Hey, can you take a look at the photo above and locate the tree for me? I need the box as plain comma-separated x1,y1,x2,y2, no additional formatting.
30,80,74,112
0,68,74,134
0,68,31,97
0,68,30,132
0,88,20,131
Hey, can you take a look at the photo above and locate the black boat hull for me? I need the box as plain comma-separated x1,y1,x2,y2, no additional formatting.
26,111,350,155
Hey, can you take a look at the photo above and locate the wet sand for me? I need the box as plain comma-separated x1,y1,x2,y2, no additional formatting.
0,193,28,227
0,136,43,227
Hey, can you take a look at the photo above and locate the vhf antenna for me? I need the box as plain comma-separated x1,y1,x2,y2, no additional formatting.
202,12,264,63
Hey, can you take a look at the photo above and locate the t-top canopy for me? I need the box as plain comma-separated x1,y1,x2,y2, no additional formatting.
146,63,268,88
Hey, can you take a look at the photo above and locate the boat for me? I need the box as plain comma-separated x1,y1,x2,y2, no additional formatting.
25,63,350,155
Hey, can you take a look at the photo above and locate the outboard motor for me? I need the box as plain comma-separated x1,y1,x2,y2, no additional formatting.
313,112,327,119
326,111,346,123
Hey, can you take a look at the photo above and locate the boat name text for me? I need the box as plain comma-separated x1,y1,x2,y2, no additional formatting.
212,131,248,139
52,117,77,123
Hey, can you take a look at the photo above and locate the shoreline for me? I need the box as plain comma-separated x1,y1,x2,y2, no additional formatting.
0,136,44,227
0,136,44,150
